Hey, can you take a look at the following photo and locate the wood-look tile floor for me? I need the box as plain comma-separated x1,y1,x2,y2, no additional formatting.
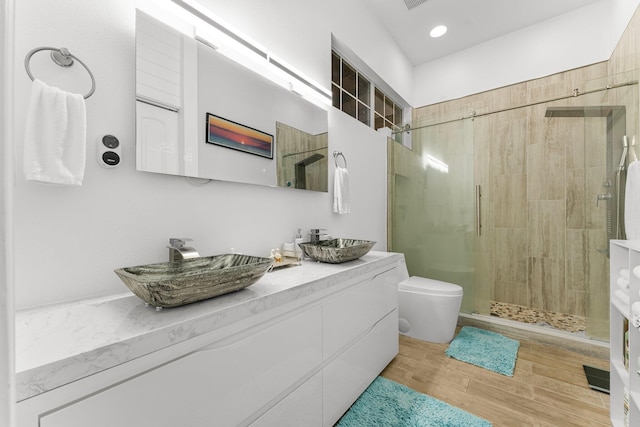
380,334,611,427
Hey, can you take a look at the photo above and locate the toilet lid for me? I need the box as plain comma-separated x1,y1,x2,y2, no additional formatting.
399,276,463,296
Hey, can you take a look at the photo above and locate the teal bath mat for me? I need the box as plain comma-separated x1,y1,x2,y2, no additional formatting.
336,376,492,427
445,326,520,376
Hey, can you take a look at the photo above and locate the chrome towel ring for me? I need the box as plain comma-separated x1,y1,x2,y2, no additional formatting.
333,151,347,168
24,46,96,99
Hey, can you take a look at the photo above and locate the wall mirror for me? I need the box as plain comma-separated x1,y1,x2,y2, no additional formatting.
135,10,329,191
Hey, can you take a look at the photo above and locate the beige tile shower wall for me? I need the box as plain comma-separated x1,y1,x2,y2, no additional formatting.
276,122,328,192
598,6,640,339
412,63,611,317
609,5,640,77
609,4,640,172
401,4,640,327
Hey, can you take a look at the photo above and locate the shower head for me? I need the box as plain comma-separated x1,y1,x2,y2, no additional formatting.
294,153,325,190
295,153,325,166
544,107,585,118
544,106,625,118
403,0,429,10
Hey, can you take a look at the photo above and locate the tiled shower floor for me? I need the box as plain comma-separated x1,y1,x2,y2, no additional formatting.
490,301,587,335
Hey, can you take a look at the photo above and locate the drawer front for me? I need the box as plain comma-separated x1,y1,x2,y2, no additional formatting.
41,306,323,427
249,372,322,427
323,267,398,359
323,309,398,426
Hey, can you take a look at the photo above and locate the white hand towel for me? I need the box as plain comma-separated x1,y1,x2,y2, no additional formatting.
333,166,350,214
618,276,630,291
633,302,640,328
625,160,640,239
24,79,86,185
634,265,640,280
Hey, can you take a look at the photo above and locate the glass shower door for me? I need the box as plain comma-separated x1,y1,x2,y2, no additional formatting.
581,71,639,340
390,114,478,313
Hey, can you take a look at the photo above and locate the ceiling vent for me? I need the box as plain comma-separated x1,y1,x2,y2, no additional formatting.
403,0,429,10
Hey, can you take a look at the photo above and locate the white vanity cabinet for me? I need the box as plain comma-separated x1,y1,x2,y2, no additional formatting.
321,266,399,426
37,306,323,427
249,373,323,427
17,254,405,427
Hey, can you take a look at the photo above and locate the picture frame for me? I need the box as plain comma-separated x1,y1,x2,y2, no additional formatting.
206,113,274,159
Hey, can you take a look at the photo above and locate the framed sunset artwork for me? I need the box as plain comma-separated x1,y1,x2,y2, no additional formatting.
206,113,274,159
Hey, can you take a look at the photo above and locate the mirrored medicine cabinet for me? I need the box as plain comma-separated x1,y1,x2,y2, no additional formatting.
135,10,329,192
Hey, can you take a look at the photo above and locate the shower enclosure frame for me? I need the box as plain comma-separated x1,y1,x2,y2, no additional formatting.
388,70,639,343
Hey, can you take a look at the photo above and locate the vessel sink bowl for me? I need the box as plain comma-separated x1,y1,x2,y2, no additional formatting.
299,238,376,264
115,254,273,308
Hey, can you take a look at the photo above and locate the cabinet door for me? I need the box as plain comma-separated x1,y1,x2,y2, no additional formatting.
40,306,322,427
250,372,322,427
323,309,398,426
323,267,397,359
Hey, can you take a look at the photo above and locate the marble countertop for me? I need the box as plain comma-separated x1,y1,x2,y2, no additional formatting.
16,251,403,401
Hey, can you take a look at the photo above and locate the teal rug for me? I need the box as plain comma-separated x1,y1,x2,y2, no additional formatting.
336,376,492,427
445,326,520,376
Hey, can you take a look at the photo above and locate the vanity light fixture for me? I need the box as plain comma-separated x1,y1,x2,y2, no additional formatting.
429,25,448,38
148,0,332,108
289,82,304,97
194,34,219,51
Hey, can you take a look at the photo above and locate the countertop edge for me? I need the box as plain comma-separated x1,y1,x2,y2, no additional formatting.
16,251,404,401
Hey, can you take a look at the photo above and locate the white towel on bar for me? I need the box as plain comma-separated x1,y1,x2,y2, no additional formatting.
333,166,350,214
625,160,640,239
24,79,86,185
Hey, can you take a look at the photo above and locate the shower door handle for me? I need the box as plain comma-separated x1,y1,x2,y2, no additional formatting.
475,185,481,236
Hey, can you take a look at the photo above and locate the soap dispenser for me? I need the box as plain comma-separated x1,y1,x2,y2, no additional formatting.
295,229,304,260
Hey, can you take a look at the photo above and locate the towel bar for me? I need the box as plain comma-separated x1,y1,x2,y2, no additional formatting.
24,46,96,99
333,151,347,168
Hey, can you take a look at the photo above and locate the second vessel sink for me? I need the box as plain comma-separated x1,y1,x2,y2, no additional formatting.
115,254,273,308
299,238,375,264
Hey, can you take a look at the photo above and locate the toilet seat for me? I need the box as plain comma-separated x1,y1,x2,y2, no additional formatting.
398,276,463,296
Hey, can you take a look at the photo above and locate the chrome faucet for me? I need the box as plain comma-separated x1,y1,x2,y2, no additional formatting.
167,238,200,262
309,229,329,243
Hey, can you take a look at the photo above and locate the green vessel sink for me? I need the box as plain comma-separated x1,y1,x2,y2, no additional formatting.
298,238,376,264
115,254,273,308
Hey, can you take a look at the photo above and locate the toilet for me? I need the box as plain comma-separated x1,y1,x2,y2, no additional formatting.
398,276,463,343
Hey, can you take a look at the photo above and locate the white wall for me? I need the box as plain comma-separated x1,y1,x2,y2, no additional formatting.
2,0,16,424
11,0,401,309
413,0,614,106
612,0,640,48
196,0,415,106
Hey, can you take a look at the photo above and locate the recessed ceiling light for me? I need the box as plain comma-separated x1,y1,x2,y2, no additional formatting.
430,25,447,38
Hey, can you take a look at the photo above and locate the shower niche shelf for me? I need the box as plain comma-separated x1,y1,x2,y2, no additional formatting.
610,240,640,427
